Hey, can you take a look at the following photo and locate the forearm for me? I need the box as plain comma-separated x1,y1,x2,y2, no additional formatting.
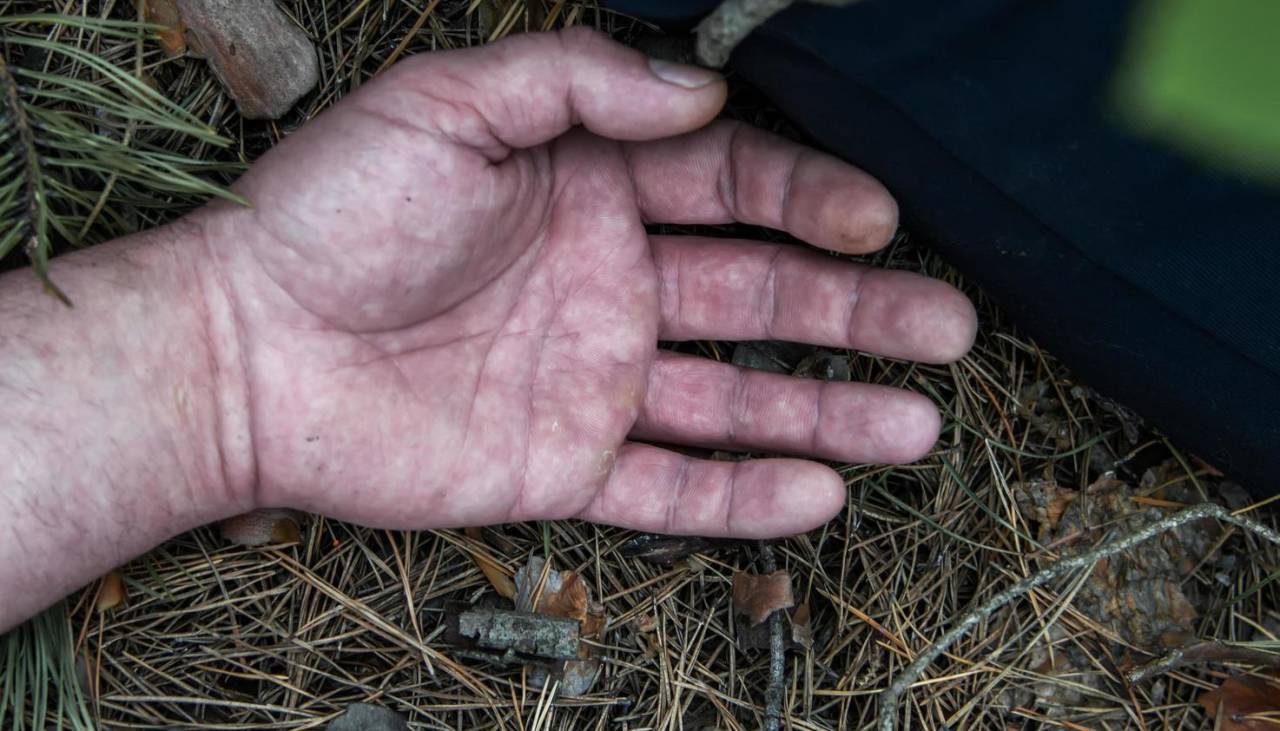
0,218,254,632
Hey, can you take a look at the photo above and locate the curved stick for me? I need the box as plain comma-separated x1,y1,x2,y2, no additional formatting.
877,502,1280,731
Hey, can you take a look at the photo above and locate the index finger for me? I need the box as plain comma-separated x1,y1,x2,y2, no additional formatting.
623,120,899,254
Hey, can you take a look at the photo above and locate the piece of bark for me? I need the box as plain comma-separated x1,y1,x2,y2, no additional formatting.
446,607,600,693
176,0,318,119
732,569,794,626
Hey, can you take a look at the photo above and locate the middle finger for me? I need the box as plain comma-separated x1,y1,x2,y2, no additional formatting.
651,235,977,363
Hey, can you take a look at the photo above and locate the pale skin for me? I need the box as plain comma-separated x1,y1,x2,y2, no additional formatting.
0,30,976,632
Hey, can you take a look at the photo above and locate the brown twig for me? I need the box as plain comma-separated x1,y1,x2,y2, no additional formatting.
1126,640,1280,685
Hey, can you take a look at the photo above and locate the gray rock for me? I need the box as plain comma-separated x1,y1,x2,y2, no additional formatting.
328,703,408,731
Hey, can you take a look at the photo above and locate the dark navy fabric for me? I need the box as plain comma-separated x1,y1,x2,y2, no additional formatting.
609,0,1280,495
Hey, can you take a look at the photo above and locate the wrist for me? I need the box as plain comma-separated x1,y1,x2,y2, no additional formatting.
89,216,258,517
184,207,259,512
0,218,256,628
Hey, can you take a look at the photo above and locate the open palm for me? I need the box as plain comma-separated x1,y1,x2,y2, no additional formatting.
206,30,976,538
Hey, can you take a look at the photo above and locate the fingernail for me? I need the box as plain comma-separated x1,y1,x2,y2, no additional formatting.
647,58,722,89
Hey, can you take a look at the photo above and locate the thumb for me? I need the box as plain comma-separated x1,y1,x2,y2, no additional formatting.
387,28,726,151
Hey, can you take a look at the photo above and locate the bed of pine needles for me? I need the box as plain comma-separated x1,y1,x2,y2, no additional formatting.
2,2,1278,729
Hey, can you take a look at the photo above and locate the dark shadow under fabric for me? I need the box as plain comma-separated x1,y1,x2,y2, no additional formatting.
608,0,1280,496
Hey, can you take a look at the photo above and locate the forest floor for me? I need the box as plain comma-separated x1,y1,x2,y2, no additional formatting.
4,2,1278,729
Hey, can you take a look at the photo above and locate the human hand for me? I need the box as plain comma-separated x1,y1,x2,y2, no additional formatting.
201,29,977,538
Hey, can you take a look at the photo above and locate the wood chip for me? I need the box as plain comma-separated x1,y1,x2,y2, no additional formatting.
732,570,794,626
175,0,319,119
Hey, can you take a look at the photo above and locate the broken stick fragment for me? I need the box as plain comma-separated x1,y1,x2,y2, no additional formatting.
175,0,319,119
455,607,581,661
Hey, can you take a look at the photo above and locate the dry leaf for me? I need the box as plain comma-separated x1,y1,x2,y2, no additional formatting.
535,572,586,617
732,570,794,626
513,557,606,696
135,0,187,55
791,601,813,650
1198,675,1280,731
473,552,517,599
530,571,606,641
462,527,516,598
95,571,126,612
220,509,302,546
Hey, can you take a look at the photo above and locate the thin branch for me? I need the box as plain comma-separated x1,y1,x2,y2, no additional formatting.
695,0,863,68
760,542,786,731
695,0,794,68
877,502,1280,731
